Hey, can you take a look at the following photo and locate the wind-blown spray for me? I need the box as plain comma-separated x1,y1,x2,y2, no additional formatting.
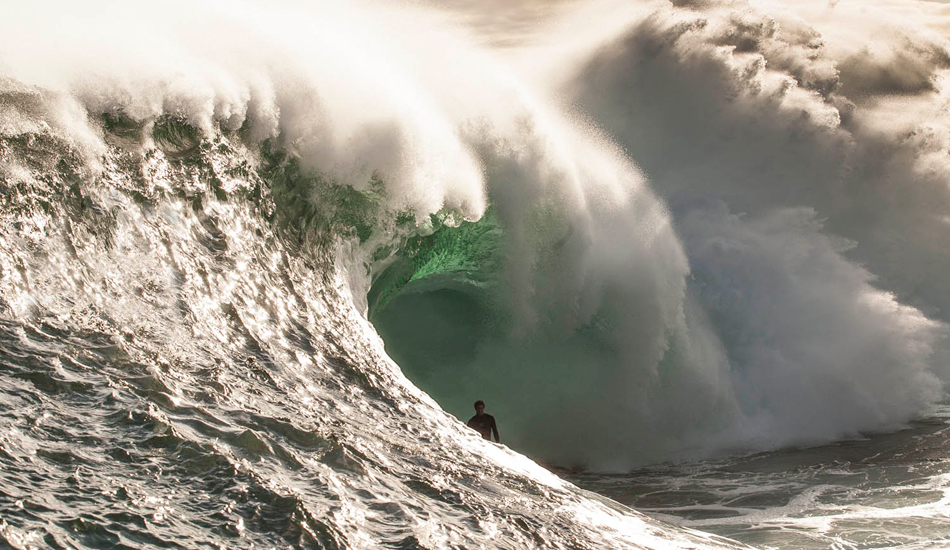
2,0,949,478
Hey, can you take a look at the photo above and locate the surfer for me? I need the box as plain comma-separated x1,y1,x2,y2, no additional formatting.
467,400,500,443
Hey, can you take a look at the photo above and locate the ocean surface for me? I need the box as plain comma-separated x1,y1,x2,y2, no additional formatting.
0,105,744,550
3,0,950,548
569,412,950,549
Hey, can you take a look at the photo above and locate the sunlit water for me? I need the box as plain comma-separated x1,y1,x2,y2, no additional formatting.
0,114,742,549
568,411,950,549
4,0,950,547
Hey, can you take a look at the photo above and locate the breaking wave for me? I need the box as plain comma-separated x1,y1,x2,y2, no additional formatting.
2,0,950,544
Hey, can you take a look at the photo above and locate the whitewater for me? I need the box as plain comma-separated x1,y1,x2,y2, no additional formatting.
2,0,950,548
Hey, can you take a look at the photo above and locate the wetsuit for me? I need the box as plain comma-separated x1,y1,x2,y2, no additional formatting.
467,413,499,442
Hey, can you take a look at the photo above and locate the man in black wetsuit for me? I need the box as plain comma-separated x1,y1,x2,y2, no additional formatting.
467,400,500,443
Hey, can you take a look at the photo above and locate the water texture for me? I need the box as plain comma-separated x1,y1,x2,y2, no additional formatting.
569,414,950,549
0,120,738,548
2,0,950,547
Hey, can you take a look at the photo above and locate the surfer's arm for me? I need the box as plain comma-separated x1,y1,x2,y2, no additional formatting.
491,419,500,443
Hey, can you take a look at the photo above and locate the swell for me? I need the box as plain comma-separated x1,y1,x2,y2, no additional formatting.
0,95,747,547
2,0,950,474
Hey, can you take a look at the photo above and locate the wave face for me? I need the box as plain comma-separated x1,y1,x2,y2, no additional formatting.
0,94,745,549
366,1,950,469
1,0,950,544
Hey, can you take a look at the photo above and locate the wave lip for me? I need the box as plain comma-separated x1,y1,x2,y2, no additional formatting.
2,0,950,543
0,83,752,548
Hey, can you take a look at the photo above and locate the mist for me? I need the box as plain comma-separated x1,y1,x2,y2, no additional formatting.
3,0,950,470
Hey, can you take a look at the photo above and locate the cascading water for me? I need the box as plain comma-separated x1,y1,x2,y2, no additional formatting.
3,0,950,548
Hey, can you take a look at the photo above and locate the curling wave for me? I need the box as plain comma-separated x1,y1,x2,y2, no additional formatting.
0,5,949,548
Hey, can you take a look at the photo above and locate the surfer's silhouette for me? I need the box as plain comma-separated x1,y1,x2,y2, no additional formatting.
467,400,500,443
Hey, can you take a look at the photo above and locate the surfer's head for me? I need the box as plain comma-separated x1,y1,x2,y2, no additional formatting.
474,400,485,414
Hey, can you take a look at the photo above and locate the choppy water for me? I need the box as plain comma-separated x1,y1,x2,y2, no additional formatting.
0,314,732,550
4,0,950,547
0,106,742,549
569,412,950,549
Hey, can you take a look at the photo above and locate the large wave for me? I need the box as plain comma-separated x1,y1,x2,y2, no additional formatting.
2,0,949,478
372,0,950,469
